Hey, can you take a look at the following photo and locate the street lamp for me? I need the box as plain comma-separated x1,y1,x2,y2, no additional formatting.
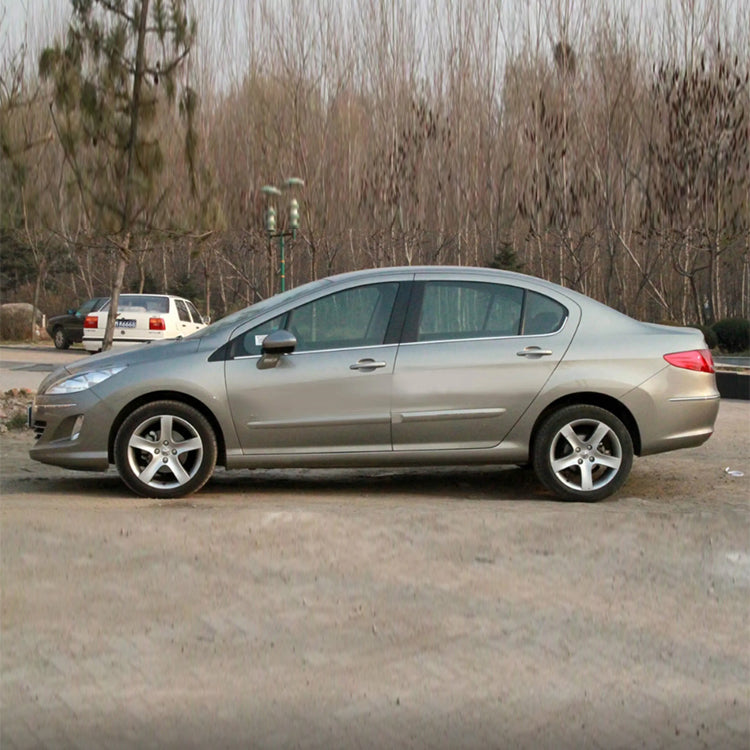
261,178,304,292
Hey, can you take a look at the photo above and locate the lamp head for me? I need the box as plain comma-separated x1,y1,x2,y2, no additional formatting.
289,198,300,231
265,205,277,234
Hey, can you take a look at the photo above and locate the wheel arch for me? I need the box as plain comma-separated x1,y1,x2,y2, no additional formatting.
530,392,642,456
108,391,227,465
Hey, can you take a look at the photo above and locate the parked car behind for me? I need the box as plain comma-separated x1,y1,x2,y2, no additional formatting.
46,297,109,349
82,294,205,353
31,266,719,502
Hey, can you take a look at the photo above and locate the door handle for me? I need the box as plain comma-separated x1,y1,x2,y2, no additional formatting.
349,359,387,371
516,347,553,358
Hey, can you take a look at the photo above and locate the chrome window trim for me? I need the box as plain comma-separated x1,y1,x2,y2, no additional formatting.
231,342,398,361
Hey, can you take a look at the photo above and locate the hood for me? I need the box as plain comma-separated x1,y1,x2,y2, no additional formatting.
38,337,205,394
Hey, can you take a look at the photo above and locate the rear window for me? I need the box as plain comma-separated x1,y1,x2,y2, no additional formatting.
102,295,170,314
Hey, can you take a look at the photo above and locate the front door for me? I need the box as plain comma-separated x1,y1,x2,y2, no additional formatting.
225,282,402,454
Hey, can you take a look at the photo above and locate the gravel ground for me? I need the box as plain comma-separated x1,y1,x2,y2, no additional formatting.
1,402,748,749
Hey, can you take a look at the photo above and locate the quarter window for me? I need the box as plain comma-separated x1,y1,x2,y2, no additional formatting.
186,301,203,323
523,291,567,334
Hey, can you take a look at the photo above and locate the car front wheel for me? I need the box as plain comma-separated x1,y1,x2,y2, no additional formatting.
533,405,633,502
114,401,217,498
53,327,70,349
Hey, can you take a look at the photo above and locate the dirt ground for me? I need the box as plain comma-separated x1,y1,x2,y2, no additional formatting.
1,402,749,749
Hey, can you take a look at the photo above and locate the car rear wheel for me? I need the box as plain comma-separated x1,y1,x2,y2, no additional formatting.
53,327,70,349
114,401,217,498
533,405,633,502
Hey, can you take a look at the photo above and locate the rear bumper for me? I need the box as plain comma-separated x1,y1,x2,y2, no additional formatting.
623,367,720,456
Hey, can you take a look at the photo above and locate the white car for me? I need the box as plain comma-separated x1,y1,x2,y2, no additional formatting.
83,294,206,352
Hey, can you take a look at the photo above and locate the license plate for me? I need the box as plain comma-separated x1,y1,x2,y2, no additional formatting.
115,319,137,328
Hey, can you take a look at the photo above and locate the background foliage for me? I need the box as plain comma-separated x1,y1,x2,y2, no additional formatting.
1,0,748,331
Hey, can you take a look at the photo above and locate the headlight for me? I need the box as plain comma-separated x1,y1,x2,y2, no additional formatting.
46,365,127,394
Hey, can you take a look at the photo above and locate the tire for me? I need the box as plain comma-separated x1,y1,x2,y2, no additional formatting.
53,327,70,350
532,405,633,502
114,400,217,499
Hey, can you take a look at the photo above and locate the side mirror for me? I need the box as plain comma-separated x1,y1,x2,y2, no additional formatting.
258,329,297,369
261,329,297,355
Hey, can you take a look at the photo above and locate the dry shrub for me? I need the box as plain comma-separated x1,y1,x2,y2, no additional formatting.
0,303,44,341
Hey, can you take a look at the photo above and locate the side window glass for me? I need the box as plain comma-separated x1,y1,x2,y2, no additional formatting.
523,291,567,334
484,286,524,335
235,314,287,357
186,301,203,323
417,282,523,341
287,283,399,352
175,299,190,322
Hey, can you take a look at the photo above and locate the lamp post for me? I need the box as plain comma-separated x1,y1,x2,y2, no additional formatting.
261,178,304,293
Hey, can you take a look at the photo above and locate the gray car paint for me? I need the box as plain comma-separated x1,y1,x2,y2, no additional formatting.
29,266,720,490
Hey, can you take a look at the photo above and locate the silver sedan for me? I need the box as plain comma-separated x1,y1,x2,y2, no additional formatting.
29,266,720,501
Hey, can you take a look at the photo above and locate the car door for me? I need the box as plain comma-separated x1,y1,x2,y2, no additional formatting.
225,280,408,455
174,299,199,336
185,300,206,332
391,275,580,451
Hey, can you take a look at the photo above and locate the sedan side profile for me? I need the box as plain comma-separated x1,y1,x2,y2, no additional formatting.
29,267,719,501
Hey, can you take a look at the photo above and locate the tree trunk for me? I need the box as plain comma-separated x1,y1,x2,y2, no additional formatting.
31,259,46,342
102,240,130,351
102,0,150,351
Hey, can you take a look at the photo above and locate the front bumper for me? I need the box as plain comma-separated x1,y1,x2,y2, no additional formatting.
29,390,113,471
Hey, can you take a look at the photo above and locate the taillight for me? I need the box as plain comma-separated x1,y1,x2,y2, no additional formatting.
149,317,166,331
664,349,714,373
84,315,98,328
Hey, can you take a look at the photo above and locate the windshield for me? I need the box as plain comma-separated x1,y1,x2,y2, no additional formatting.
191,278,334,337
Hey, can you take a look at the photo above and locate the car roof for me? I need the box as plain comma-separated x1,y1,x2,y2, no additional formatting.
324,265,583,299
322,265,641,323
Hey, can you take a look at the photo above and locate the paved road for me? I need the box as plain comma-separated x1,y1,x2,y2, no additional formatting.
0,345,89,391
1,396,748,749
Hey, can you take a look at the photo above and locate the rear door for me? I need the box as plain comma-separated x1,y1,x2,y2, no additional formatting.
391,274,579,451
175,299,204,336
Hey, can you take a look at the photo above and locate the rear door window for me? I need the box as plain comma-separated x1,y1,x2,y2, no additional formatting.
175,299,191,322
416,281,524,341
